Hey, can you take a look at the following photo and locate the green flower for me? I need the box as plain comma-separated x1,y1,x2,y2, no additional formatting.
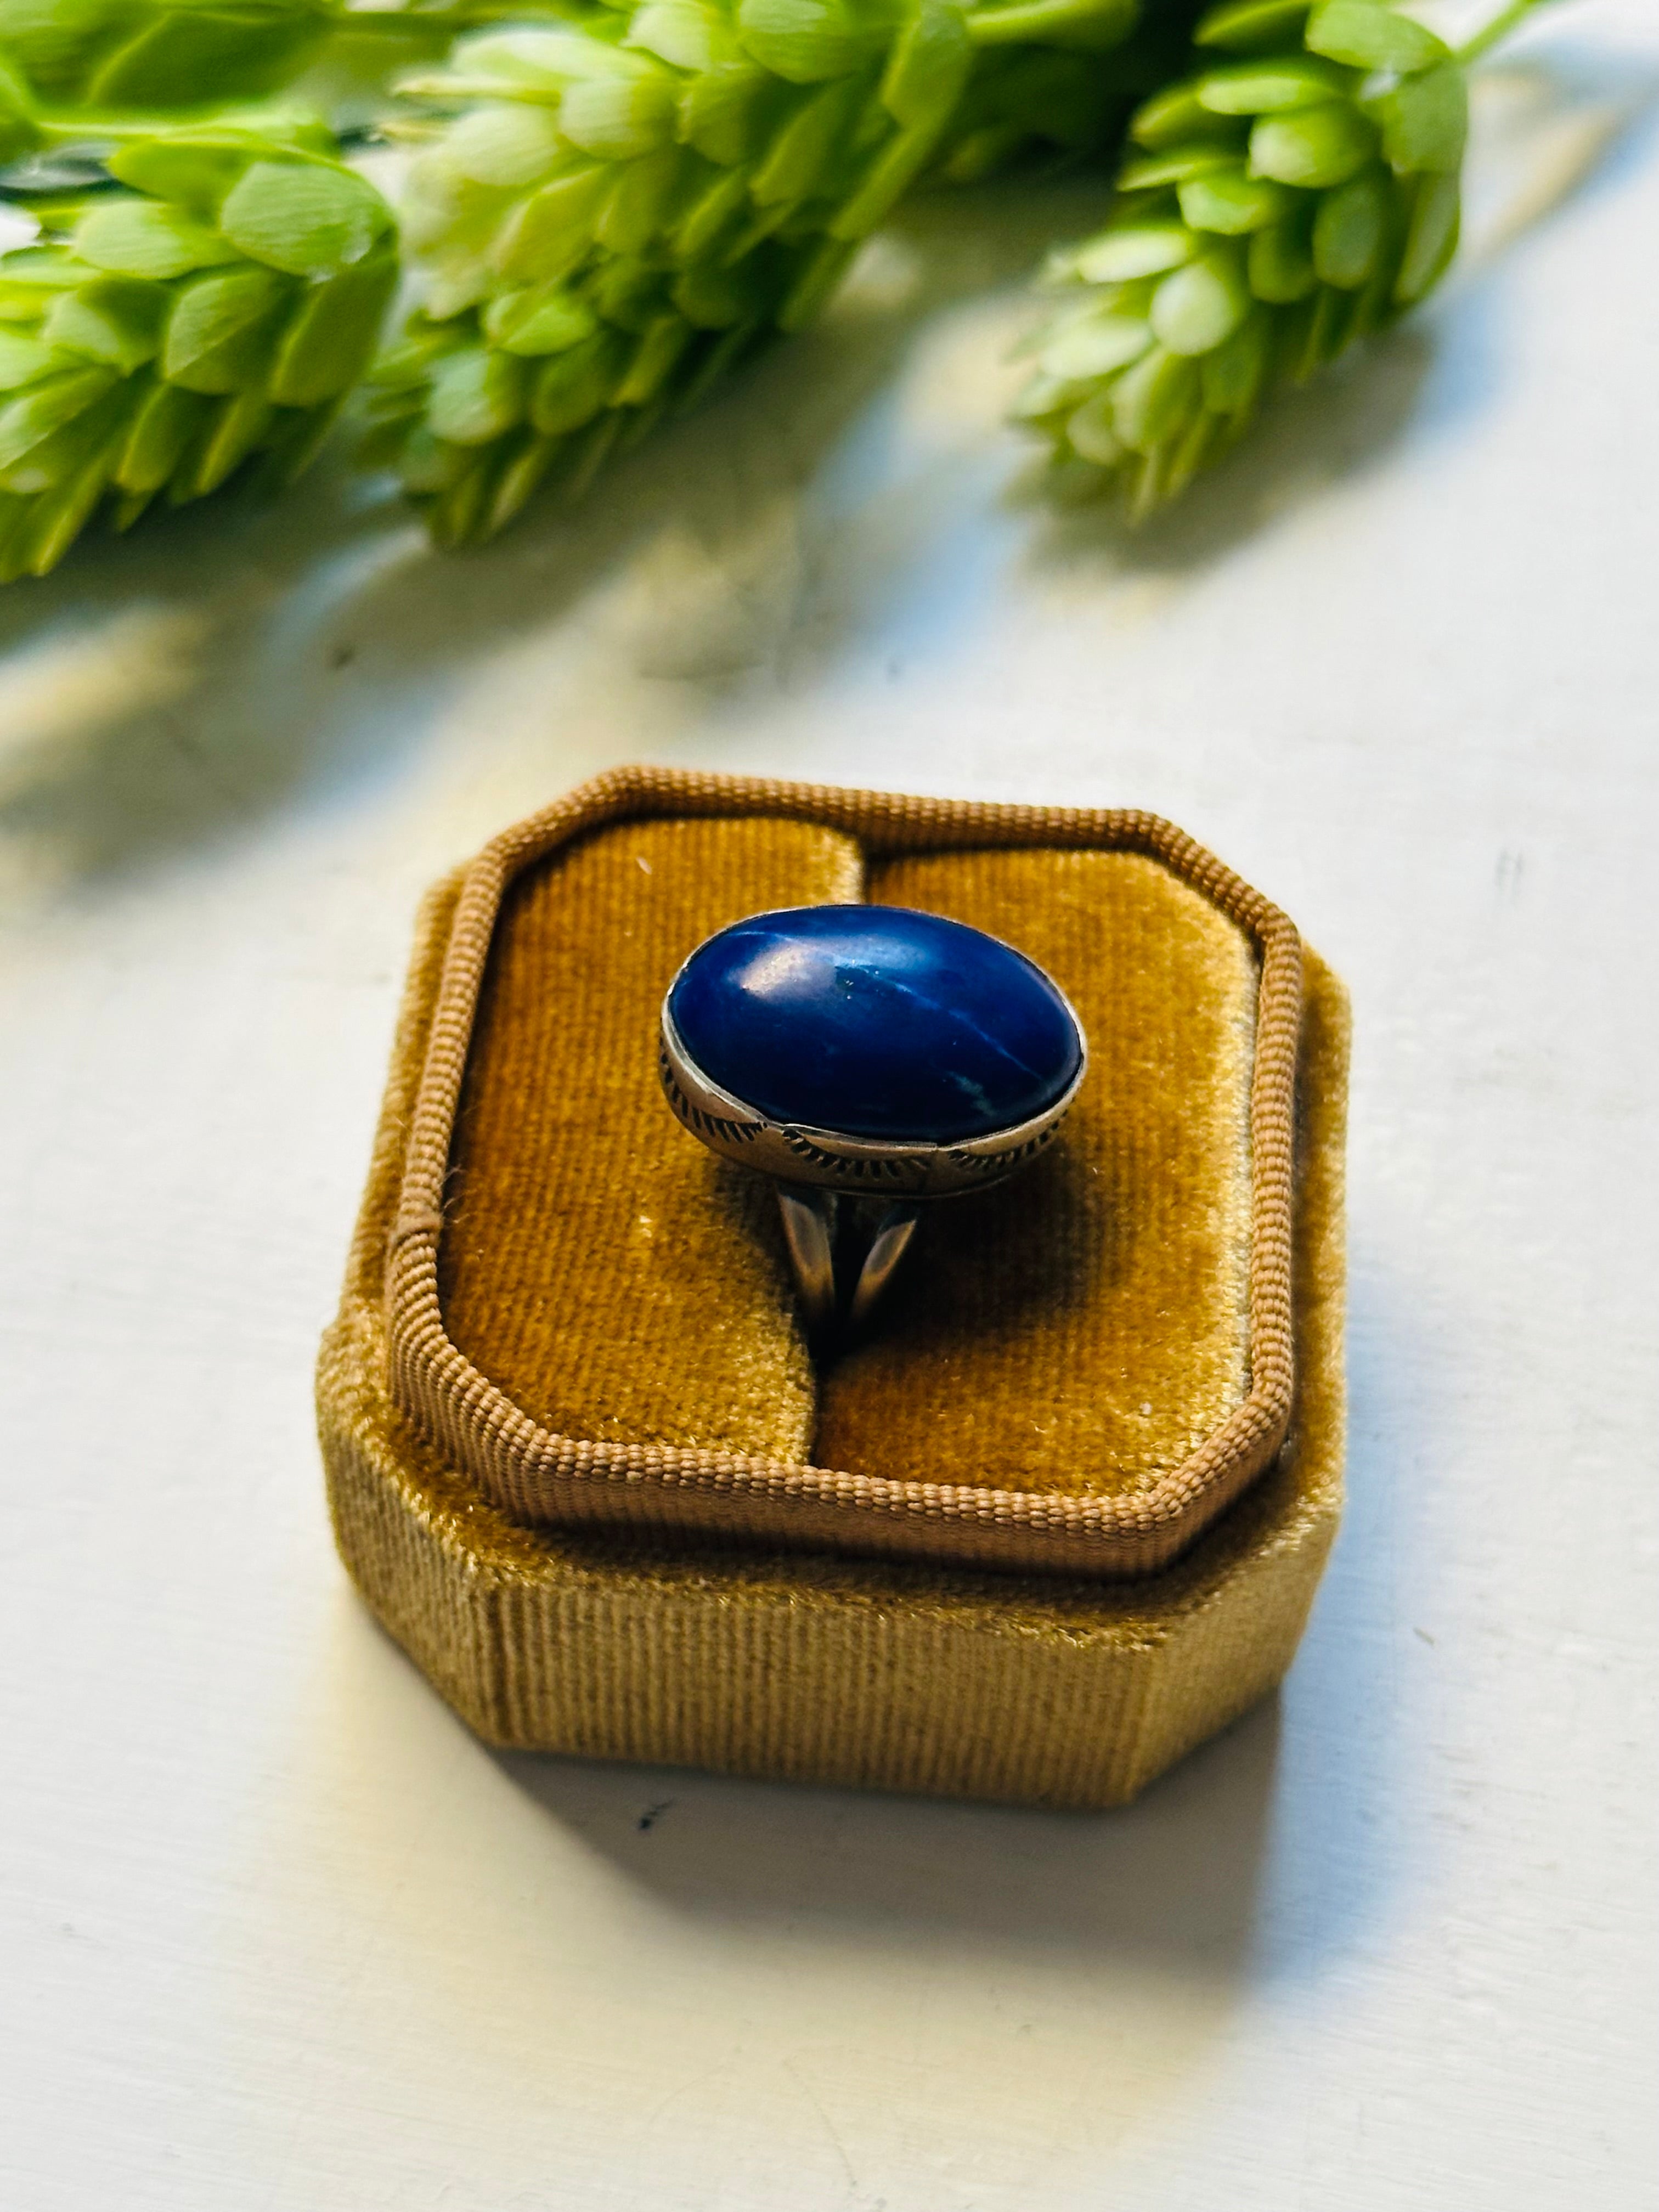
0,115,394,581
365,0,1154,546
1016,0,1499,514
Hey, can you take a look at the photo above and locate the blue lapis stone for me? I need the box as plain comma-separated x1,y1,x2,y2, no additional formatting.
668,905,1084,1144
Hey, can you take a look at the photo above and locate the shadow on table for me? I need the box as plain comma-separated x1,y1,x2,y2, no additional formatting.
0,180,1102,890
499,1694,1281,1975
2,45,1649,894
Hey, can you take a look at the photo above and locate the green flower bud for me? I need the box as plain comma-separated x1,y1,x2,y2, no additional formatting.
0,0,338,111
1017,0,1491,516
0,0,338,113
0,118,394,583
371,0,1164,545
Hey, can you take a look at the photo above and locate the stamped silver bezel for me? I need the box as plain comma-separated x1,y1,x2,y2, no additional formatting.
657,974,1088,1200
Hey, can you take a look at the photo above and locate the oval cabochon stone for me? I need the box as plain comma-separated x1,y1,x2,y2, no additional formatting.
668,904,1084,1145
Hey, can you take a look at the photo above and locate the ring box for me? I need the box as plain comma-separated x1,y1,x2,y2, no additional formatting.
318,770,1348,1808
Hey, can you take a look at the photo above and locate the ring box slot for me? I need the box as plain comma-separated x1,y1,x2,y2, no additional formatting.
831,844,1259,1503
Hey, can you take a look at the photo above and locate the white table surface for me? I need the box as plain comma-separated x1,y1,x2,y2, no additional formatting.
3,7,1656,2204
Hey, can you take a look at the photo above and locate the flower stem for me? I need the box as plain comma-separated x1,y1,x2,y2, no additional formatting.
35,115,157,144
1455,0,1546,68
967,0,1137,48
335,3,540,31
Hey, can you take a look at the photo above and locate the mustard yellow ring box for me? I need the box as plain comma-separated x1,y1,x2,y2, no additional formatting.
317,769,1349,1808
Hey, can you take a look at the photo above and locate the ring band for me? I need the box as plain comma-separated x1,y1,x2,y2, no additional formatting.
659,904,1087,1337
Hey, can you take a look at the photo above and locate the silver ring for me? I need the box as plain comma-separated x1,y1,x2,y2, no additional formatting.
659,904,1087,1339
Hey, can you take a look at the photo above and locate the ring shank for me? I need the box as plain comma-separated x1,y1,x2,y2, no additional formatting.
777,1187,922,1339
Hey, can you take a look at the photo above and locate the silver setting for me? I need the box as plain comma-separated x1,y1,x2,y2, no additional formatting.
658,973,1087,1339
658,1005,1087,1201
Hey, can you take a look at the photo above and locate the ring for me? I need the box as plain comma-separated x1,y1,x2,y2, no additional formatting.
659,904,1087,1338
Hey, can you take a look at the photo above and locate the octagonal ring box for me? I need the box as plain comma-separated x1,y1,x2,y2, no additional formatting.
317,768,1349,1809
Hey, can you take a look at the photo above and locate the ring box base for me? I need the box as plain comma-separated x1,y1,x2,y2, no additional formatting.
318,785,1349,1809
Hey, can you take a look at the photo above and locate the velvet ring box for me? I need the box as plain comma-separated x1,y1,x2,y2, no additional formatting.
317,769,1349,1808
